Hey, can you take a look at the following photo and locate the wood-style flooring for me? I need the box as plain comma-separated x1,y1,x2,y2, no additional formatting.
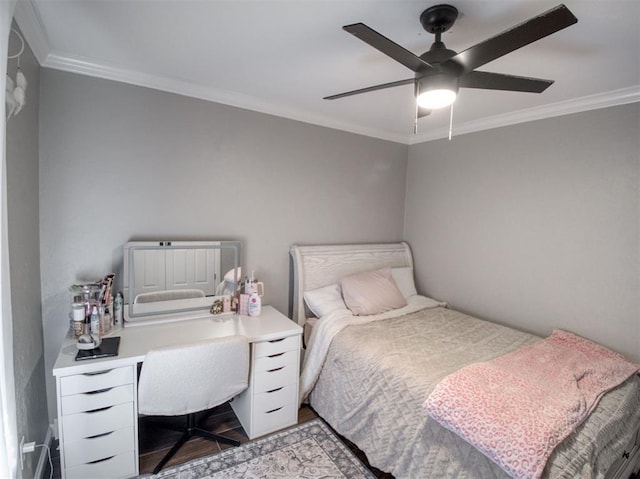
47,404,393,478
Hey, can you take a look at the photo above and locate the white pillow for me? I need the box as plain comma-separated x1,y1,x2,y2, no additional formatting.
303,283,347,318
392,267,417,298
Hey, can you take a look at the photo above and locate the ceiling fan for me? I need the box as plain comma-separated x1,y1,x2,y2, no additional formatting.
324,4,578,119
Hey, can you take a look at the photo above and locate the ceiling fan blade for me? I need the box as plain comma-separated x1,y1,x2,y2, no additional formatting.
324,78,415,100
343,23,436,73
449,4,577,72
460,71,553,93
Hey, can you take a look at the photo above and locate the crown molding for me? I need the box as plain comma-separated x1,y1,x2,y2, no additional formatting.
42,52,409,145
45,51,639,147
11,1,407,144
408,85,640,145
11,0,640,146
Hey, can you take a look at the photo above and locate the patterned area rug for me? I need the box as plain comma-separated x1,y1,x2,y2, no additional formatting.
140,418,376,478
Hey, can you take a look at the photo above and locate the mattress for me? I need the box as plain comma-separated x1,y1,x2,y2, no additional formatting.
309,305,640,479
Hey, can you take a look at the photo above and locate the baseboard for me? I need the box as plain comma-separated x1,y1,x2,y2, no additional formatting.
34,426,53,479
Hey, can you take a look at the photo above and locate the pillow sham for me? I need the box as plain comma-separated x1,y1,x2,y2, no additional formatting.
341,267,407,316
303,283,347,318
391,267,418,298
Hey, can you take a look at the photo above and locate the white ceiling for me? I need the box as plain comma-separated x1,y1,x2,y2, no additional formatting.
13,0,640,144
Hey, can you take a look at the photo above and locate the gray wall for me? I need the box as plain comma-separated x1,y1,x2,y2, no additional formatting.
405,104,639,362
6,24,47,478
39,69,408,417
37,67,639,424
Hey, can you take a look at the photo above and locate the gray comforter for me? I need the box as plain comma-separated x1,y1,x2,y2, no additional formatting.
309,306,640,478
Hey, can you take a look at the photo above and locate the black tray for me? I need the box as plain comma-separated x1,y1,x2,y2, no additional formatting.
75,336,121,361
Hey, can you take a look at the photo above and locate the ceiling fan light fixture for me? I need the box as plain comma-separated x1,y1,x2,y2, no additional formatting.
417,88,457,109
417,73,459,110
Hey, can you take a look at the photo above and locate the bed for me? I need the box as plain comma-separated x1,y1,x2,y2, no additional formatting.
290,242,640,479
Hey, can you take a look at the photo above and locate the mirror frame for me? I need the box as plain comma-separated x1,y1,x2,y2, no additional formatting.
123,240,241,321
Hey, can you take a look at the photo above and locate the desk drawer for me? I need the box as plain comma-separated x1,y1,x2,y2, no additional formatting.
253,352,297,393
254,384,296,412
61,384,134,416
62,402,134,442
254,349,297,374
65,450,136,479
60,367,134,396
64,426,135,468
251,399,297,438
253,335,299,358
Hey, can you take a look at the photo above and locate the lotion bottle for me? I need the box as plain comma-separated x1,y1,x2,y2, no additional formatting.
248,291,261,316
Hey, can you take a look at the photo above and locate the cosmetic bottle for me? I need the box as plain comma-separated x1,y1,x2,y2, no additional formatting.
222,295,231,313
98,304,105,334
90,305,100,336
103,309,112,334
114,291,124,325
248,291,261,316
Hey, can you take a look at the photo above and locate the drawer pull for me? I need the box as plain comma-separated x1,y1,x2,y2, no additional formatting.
267,367,284,373
87,455,115,465
85,405,113,414
85,387,113,395
266,387,284,394
267,352,284,358
86,431,114,440
266,407,283,414
82,370,113,377
268,338,285,343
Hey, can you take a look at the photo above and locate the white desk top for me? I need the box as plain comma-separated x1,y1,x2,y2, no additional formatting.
53,306,302,377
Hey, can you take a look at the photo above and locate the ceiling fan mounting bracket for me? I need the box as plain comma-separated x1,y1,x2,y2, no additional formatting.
419,4,459,34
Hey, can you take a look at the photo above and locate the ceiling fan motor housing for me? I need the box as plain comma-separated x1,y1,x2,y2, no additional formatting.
417,5,463,77
419,46,461,72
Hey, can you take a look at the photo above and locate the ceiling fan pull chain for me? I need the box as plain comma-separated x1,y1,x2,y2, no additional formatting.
413,82,419,134
448,102,454,140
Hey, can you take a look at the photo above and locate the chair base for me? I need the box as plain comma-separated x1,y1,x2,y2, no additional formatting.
150,411,240,475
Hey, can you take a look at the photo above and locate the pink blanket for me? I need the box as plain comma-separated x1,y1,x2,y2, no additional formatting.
424,329,639,479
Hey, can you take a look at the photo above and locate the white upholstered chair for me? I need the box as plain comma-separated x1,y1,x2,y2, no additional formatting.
138,335,249,474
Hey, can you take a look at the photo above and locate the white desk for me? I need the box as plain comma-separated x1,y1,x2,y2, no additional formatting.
53,306,302,479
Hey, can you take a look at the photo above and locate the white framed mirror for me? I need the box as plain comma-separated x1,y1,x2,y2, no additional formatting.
123,240,241,322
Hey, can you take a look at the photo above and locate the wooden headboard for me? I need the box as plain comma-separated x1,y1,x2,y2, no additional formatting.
289,242,413,326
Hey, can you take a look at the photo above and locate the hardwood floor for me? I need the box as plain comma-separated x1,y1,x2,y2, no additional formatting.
48,403,393,478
